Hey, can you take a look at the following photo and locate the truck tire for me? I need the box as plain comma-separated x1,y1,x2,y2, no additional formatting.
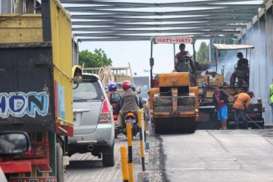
56,143,64,182
102,145,115,167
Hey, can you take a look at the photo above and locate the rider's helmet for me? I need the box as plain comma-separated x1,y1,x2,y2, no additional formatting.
122,80,131,91
108,82,117,92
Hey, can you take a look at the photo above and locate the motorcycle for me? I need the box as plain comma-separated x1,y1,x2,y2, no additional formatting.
111,102,122,138
124,112,139,137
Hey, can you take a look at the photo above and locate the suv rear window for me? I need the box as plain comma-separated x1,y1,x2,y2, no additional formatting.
73,81,103,101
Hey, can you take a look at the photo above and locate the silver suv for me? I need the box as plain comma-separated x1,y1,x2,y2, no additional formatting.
68,74,115,167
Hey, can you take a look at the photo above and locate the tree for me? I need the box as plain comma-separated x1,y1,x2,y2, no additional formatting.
197,42,209,63
79,49,112,68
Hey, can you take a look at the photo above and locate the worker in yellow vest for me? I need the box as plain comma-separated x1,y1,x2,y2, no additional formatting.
269,81,273,122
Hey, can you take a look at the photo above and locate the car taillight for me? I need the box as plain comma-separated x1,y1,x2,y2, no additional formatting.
99,99,112,124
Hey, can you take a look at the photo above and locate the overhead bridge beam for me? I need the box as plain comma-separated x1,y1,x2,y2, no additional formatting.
72,24,246,30
66,8,258,17
74,29,241,37
71,22,247,28
72,25,242,32
62,0,261,7
77,34,238,42
71,15,254,22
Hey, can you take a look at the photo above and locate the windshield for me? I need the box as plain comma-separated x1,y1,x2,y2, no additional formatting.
73,81,102,101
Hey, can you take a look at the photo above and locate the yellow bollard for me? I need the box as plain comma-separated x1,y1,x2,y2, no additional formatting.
120,146,129,182
126,122,134,182
137,109,146,171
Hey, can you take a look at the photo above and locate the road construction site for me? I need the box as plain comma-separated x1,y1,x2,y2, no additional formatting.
1,0,273,182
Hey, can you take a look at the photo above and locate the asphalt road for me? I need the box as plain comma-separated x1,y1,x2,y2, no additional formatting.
161,129,273,182
65,135,163,182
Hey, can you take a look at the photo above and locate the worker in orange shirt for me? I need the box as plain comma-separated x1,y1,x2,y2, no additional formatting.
233,91,254,129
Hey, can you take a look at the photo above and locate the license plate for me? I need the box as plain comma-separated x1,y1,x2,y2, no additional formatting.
10,177,56,182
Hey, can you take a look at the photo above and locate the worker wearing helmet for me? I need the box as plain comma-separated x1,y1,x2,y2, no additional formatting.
120,80,140,128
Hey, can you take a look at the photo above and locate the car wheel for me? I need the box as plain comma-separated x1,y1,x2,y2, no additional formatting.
56,143,64,182
102,145,115,167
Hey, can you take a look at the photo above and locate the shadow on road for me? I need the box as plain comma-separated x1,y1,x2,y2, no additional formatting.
67,160,103,169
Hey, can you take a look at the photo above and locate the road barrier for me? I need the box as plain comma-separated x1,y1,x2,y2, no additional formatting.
137,109,146,171
121,110,148,182
126,122,134,182
120,145,130,182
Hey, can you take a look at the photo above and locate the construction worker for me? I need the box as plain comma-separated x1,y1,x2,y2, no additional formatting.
175,43,195,72
236,52,249,69
213,87,229,129
269,80,273,122
175,43,196,85
233,91,254,129
230,52,249,89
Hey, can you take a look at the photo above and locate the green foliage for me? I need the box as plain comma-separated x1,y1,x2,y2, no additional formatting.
79,49,112,68
197,42,209,63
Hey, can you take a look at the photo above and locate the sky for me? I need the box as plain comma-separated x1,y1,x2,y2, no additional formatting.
79,38,209,76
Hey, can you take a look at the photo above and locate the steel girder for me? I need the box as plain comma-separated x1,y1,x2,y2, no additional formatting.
74,29,241,37
66,7,259,14
61,0,261,6
72,24,246,30
77,34,237,42
61,0,263,41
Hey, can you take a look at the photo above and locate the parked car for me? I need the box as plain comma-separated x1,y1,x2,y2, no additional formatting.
69,74,115,167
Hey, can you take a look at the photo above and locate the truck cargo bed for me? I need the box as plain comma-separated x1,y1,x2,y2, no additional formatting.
0,43,55,131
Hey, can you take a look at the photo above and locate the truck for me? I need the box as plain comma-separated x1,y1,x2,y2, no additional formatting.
148,36,199,133
197,44,264,129
0,0,76,181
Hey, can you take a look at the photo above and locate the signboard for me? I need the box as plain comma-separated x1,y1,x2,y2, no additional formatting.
154,36,193,44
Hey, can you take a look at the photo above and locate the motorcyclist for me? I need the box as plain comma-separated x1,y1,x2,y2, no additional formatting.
120,80,140,129
108,82,121,117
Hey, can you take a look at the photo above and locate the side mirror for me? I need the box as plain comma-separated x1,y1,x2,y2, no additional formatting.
0,132,30,155
72,65,83,89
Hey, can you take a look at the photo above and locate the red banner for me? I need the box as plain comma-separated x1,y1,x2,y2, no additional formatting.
154,36,193,44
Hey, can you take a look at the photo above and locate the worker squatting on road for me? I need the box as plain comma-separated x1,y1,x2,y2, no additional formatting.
213,87,229,129
270,80,273,123
233,91,254,129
